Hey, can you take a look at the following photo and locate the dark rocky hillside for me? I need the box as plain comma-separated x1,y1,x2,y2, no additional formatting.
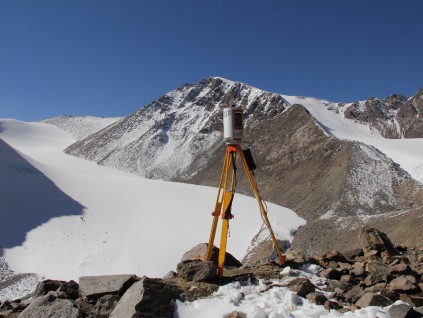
182,104,423,255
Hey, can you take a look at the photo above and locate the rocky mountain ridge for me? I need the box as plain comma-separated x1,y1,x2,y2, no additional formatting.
340,88,423,139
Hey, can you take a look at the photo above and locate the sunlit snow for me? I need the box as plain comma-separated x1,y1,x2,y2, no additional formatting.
0,119,304,282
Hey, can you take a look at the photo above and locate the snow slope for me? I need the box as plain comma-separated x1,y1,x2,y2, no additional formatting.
42,115,122,140
0,119,305,282
282,95,423,183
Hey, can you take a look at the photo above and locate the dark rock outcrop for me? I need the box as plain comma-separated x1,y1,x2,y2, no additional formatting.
176,260,217,283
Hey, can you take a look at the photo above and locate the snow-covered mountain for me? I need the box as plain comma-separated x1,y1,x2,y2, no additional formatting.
65,77,288,179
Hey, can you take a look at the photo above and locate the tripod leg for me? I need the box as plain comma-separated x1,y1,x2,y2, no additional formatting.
205,151,230,261
217,150,236,276
239,147,286,266
218,193,232,276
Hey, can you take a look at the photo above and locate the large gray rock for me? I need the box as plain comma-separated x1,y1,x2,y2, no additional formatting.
358,227,397,255
343,285,365,303
365,262,388,277
79,274,137,301
388,276,420,294
286,278,316,297
355,292,392,308
388,303,415,318
109,277,182,318
176,260,217,282
19,291,85,318
181,243,242,268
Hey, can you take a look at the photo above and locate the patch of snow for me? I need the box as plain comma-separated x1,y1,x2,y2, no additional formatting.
346,144,397,210
0,273,42,302
175,278,390,318
319,210,336,220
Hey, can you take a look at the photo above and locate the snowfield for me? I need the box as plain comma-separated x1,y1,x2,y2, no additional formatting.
0,119,304,283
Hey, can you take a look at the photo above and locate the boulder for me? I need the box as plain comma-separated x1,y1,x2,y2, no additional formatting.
365,262,388,277
389,262,411,275
109,277,182,318
364,274,385,287
343,285,365,303
340,275,353,283
34,279,79,300
286,278,315,297
223,311,247,318
323,300,342,310
343,248,363,260
364,282,387,293
400,294,423,307
284,248,307,265
358,227,397,255
388,303,416,318
19,291,85,318
306,292,328,305
326,279,351,292
415,307,423,316
318,250,347,264
162,271,177,280
355,292,392,308
181,243,242,267
177,260,217,283
388,276,420,294
351,264,365,276
79,274,138,301
91,294,119,318
319,268,342,280
337,262,353,272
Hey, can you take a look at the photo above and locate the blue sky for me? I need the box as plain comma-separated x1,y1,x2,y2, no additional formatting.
1,1,422,121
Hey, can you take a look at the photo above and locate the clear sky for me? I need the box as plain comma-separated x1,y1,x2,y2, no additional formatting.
1,1,422,121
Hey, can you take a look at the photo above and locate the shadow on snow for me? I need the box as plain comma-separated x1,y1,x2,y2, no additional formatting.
0,138,84,252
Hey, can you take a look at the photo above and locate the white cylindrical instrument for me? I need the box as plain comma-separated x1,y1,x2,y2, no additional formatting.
223,107,243,144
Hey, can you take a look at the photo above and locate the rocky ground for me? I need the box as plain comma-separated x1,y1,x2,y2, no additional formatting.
1,227,422,318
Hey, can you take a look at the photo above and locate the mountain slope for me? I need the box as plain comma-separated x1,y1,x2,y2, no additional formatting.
65,77,288,179
185,104,423,254
42,115,121,140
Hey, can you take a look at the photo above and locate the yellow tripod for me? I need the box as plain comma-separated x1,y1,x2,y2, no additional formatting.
204,144,286,276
